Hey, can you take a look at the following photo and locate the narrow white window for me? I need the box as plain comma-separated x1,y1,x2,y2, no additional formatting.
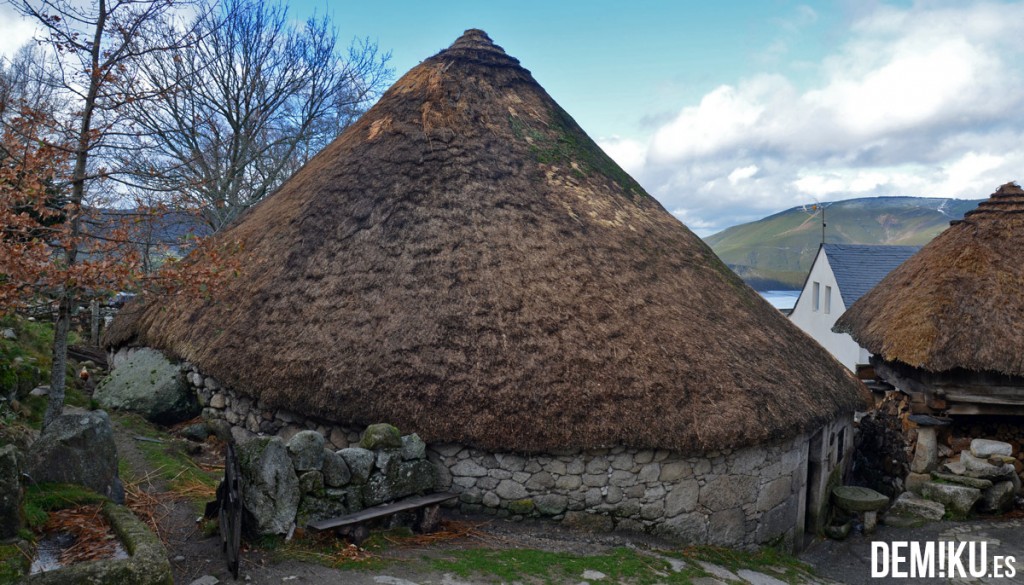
812,281,820,311
824,285,832,314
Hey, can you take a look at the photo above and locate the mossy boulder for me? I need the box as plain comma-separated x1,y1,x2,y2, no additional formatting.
359,424,402,450
297,495,347,526
26,410,123,503
94,348,199,425
508,499,535,515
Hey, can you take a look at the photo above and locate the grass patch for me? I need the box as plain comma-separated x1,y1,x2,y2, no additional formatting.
675,545,814,582
0,542,30,585
23,483,108,530
431,547,703,585
112,413,219,505
429,545,820,585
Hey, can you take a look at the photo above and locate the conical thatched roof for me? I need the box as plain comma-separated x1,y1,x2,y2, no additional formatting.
835,182,1024,376
107,30,865,453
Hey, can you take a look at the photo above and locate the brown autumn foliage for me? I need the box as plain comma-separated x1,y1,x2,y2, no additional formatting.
0,103,242,315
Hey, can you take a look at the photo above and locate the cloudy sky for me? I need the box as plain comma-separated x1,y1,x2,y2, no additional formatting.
3,0,1022,235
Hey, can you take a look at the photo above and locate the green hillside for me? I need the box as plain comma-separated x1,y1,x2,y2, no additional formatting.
705,196,980,290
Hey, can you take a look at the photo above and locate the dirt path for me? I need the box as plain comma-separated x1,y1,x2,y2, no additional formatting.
112,421,226,583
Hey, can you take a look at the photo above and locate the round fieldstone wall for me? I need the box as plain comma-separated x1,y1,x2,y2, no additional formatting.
429,436,808,547
115,348,819,548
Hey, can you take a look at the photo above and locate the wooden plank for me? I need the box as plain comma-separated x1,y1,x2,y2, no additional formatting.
308,492,458,531
947,403,1024,416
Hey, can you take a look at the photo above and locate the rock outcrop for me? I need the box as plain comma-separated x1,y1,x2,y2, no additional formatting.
26,410,123,503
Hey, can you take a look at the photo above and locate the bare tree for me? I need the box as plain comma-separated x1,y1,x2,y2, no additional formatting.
0,43,62,124
126,0,393,231
8,0,201,428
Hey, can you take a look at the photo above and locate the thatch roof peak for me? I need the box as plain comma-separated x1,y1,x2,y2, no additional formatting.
106,31,865,453
428,29,521,69
449,29,502,52
836,182,1024,375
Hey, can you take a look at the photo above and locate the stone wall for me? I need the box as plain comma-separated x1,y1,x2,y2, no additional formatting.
428,436,810,547
235,426,434,535
114,348,859,548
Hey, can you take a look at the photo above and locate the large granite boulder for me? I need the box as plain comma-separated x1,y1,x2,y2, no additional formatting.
94,348,199,425
0,445,22,540
236,437,299,535
26,410,123,503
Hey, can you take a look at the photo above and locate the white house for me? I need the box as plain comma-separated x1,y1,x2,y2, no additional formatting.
789,244,919,371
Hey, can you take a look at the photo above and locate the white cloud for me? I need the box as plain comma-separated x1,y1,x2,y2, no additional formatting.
0,6,36,59
728,165,758,185
597,136,646,176
606,2,1024,236
939,152,1006,197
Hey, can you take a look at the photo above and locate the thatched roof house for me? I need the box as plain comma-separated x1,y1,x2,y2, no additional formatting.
836,182,1024,374
107,30,864,454
835,182,1024,414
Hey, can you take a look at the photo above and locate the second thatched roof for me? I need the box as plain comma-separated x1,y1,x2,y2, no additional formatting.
106,30,865,453
835,182,1024,376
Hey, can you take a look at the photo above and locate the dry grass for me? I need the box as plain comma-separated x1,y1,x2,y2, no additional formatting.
42,505,120,565
380,520,492,548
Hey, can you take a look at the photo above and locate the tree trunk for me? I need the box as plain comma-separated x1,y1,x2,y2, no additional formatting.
41,0,105,430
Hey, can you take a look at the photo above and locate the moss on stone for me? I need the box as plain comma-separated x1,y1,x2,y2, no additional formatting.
507,498,535,515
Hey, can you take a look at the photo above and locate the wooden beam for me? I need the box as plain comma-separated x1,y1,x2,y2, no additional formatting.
308,492,458,531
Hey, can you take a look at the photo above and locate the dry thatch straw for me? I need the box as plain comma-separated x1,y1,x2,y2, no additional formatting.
42,505,120,566
105,30,866,454
835,182,1024,375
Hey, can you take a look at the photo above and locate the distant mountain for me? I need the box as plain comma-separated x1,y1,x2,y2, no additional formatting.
705,196,981,290
92,209,211,253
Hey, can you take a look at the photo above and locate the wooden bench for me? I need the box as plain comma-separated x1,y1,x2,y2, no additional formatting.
307,492,458,545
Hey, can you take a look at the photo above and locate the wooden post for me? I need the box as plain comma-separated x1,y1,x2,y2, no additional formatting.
90,299,100,346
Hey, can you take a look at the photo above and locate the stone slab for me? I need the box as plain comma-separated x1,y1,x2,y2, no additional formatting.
736,569,788,585
920,481,980,518
832,486,888,512
930,471,992,490
971,439,1012,459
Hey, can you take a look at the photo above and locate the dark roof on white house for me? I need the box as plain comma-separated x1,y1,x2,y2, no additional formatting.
823,244,920,307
